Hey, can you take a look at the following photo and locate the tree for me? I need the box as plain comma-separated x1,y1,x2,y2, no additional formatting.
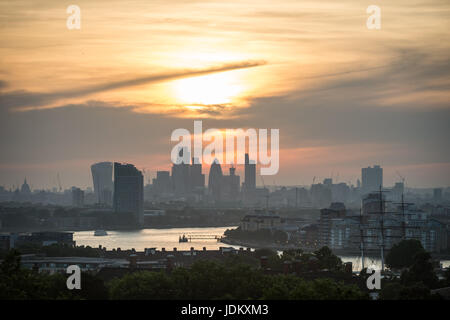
314,246,342,271
0,249,108,300
386,239,425,269
109,271,176,300
0,250,65,299
380,281,440,300
401,251,439,289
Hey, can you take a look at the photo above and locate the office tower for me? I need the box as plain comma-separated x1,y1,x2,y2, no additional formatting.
208,159,223,201
433,188,443,203
331,183,350,203
361,165,383,194
244,153,256,190
310,183,332,208
222,166,240,202
71,187,84,207
171,147,191,197
91,162,113,205
153,171,172,195
172,163,190,197
113,162,144,225
189,157,205,190
392,182,404,202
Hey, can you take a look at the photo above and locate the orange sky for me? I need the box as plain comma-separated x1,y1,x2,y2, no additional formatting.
0,0,449,189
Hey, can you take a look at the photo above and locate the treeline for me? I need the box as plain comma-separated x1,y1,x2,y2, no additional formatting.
1,241,449,300
0,250,108,300
108,262,366,300
0,249,366,300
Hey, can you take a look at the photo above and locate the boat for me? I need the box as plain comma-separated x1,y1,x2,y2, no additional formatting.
94,230,108,236
179,234,188,242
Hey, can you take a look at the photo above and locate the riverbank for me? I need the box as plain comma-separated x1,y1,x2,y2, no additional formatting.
220,237,450,260
220,237,310,252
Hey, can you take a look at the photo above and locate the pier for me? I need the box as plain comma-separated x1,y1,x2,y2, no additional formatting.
179,234,222,242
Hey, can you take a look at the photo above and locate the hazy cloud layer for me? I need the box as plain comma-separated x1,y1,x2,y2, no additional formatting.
0,61,265,110
0,0,449,188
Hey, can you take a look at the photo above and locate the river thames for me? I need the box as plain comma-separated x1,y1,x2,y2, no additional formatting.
73,226,450,271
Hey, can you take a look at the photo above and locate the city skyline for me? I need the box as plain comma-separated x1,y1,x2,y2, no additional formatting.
3,159,448,193
0,0,449,189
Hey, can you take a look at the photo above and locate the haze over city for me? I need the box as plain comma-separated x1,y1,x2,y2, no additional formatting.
0,0,449,190
2,0,450,307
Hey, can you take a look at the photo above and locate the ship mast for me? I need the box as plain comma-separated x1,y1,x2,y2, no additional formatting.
359,208,365,271
379,185,385,272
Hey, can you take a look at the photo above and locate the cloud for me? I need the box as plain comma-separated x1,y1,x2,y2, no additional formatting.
0,60,266,111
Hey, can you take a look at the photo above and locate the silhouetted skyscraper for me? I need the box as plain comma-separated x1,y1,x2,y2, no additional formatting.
244,153,256,190
113,162,144,225
71,187,84,207
433,188,443,203
171,147,191,197
91,162,113,205
189,157,205,190
361,165,383,194
222,166,240,202
153,171,171,195
208,159,223,202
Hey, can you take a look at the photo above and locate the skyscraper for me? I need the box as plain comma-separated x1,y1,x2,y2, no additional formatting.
189,157,205,191
222,166,240,202
208,159,223,202
171,147,190,197
243,153,256,190
433,188,443,203
113,162,144,225
153,171,172,195
91,162,113,205
361,165,383,194
71,187,84,207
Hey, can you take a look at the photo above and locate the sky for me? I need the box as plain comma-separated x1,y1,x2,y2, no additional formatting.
0,0,449,190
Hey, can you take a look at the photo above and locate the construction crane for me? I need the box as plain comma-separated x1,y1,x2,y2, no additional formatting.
396,171,405,184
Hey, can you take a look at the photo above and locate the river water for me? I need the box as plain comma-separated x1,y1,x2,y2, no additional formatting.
73,226,236,251
73,226,450,271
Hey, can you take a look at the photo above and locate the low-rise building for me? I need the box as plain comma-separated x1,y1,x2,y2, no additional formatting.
241,213,284,231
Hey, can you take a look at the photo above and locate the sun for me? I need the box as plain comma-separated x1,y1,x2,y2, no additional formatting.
172,71,244,106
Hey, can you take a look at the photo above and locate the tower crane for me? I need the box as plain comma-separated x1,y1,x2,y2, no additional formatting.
396,171,405,184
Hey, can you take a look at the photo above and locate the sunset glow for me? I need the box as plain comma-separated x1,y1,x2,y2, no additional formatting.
0,0,449,188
